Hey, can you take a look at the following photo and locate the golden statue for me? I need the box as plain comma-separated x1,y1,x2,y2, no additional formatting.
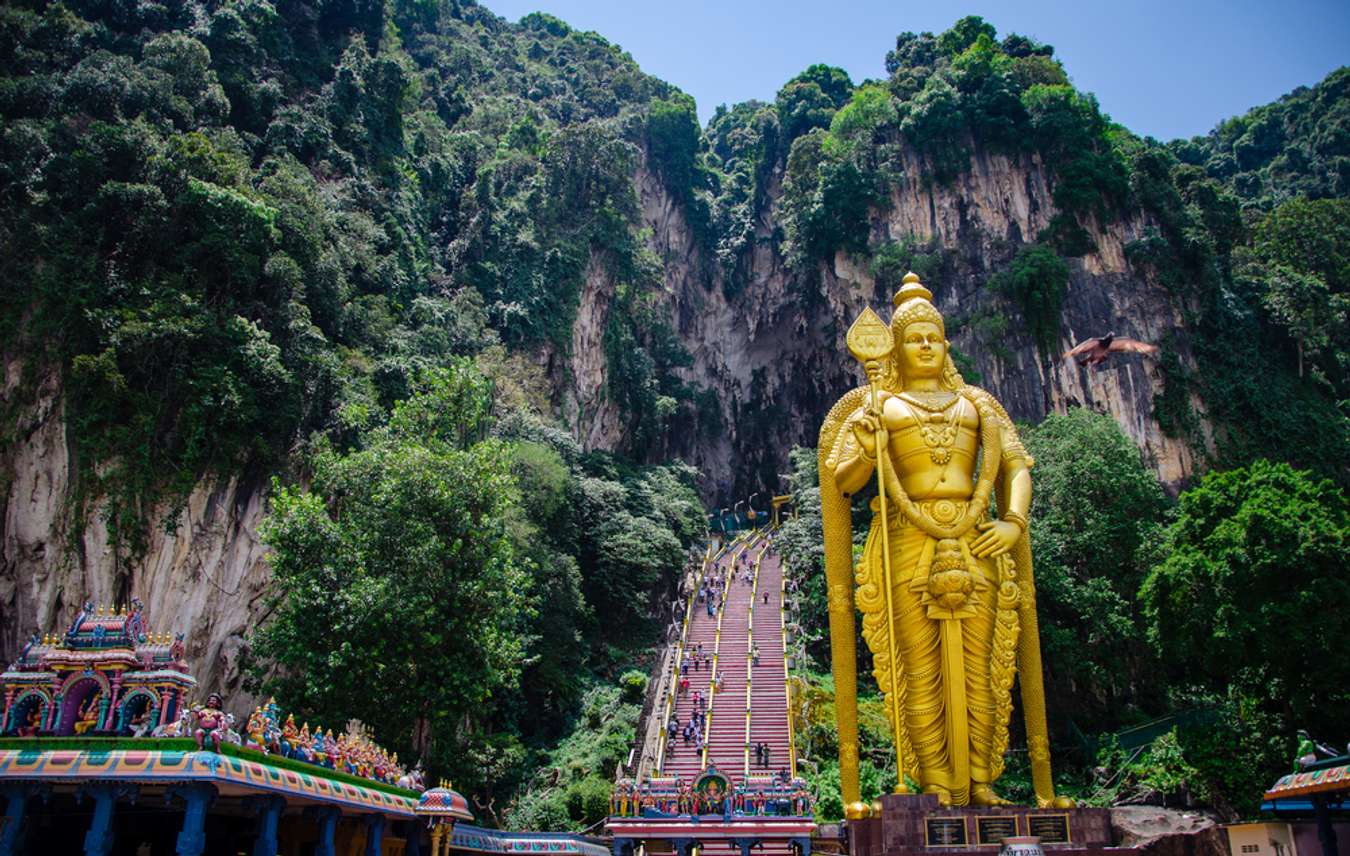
818,273,1072,815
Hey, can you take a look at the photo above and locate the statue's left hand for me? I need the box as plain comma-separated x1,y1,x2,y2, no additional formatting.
970,520,1021,558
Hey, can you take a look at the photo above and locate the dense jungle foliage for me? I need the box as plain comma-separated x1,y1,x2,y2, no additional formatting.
3,0,1349,828
251,359,704,818
0,0,706,821
0,0,711,555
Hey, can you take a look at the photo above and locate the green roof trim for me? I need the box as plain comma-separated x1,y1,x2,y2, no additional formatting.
0,737,423,801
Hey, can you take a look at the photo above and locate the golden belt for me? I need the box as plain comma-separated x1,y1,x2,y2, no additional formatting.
871,497,971,527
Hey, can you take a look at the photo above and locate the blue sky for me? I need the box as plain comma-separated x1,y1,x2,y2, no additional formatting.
478,0,1350,141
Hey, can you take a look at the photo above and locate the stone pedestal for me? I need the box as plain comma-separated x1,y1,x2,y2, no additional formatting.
849,794,1118,856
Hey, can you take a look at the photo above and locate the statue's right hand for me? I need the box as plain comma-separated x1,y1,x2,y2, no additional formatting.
849,411,882,457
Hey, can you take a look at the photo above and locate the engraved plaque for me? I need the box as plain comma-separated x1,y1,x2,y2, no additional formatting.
926,817,969,847
977,816,1018,845
1027,813,1070,843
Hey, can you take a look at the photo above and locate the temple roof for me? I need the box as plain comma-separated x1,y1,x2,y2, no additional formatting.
415,783,474,819
1265,758,1350,801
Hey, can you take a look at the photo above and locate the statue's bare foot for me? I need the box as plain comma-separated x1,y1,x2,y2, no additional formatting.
923,785,952,806
971,785,1011,806
1042,794,1076,809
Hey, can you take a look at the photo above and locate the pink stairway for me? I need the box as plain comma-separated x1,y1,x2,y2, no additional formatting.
659,531,795,855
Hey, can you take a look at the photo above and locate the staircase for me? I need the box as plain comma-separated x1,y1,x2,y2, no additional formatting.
613,529,807,856
659,530,794,789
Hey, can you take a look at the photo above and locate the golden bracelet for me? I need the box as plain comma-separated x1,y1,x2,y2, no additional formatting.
1002,510,1028,531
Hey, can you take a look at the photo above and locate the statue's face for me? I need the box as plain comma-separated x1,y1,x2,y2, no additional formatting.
898,321,946,379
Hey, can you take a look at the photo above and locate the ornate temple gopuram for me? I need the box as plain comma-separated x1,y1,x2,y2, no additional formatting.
1,598,195,738
0,598,609,856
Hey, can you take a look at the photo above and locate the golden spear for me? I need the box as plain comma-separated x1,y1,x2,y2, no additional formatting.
846,307,910,797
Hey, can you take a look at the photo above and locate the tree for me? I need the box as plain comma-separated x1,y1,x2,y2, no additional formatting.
937,16,997,57
776,64,853,142
253,363,533,792
1021,409,1170,727
1245,198,1350,391
991,243,1070,357
1140,460,1350,738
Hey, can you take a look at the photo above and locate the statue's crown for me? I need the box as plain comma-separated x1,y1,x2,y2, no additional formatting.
891,272,944,333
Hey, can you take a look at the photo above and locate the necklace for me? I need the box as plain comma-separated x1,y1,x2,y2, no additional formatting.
903,395,960,464
900,390,958,413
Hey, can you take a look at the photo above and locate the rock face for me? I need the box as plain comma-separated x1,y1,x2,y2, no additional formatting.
0,141,1206,697
2,357,271,704
1110,806,1229,856
618,142,1205,497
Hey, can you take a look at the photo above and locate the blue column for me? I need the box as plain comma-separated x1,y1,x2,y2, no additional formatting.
729,838,758,856
79,784,134,856
364,813,387,856
792,836,811,856
673,837,699,856
1,784,48,856
247,794,286,856
167,784,216,856
403,821,423,856
1315,795,1340,856
305,806,341,856
610,837,634,856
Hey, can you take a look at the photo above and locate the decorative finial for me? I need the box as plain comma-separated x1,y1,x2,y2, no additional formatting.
892,271,934,307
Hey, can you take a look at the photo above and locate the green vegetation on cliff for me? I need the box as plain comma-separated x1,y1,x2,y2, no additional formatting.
4,0,1350,824
0,0,710,557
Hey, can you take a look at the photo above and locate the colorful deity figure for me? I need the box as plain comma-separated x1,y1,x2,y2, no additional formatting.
191,693,229,752
263,697,282,754
294,722,314,763
17,704,44,737
245,707,268,752
73,693,102,735
323,729,338,768
310,724,328,767
336,733,352,774
280,713,299,757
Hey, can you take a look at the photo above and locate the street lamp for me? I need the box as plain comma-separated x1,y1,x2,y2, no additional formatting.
749,492,762,528
734,500,745,532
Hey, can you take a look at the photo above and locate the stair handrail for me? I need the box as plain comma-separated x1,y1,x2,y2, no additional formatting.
776,529,797,778
742,525,775,777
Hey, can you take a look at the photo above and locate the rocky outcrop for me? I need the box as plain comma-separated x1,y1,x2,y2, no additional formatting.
1,356,271,704
548,250,625,451
1110,806,1229,856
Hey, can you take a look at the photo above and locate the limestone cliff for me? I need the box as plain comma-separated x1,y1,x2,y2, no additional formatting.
623,143,1207,495
1,142,1204,698
2,357,270,702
